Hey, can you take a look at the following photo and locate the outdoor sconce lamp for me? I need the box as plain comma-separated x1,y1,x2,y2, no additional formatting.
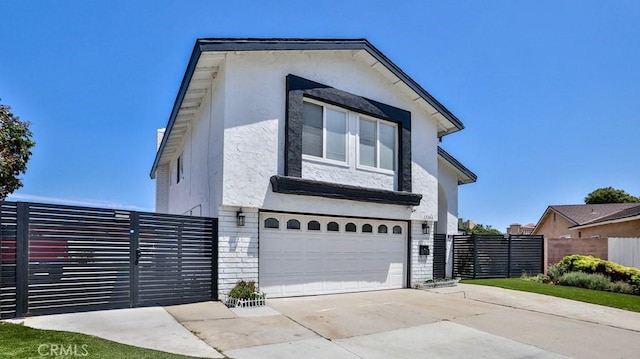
422,222,430,235
236,209,245,227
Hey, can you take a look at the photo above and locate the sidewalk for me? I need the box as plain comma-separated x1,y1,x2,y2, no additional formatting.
8,306,222,358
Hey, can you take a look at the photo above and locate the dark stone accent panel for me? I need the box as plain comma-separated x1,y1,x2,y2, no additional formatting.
270,175,422,206
285,74,413,192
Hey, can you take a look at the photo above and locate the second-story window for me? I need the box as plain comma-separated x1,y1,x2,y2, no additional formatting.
302,101,347,162
358,118,396,171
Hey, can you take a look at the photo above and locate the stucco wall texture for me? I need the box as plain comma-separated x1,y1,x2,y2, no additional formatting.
158,49,462,297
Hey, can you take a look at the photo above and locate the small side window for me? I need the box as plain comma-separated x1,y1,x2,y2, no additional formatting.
308,220,321,231
392,225,402,234
378,225,388,234
327,222,339,232
264,218,279,229
362,224,373,233
177,154,184,184
345,223,357,232
287,219,301,230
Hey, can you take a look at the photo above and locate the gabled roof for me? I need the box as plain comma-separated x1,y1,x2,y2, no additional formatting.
572,203,640,229
534,203,640,232
437,147,477,185
151,38,466,178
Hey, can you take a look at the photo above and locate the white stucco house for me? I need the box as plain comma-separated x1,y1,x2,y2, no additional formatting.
150,38,476,299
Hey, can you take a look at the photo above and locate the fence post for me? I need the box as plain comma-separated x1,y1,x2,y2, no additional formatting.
472,234,478,279
507,235,512,278
211,219,218,301
540,236,545,274
15,202,29,317
129,212,139,307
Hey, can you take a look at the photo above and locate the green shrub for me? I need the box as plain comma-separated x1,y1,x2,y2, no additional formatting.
228,280,265,299
558,272,611,291
607,281,639,295
521,273,548,283
558,255,640,287
546,263,566,283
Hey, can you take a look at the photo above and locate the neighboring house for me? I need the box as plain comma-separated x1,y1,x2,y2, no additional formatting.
150,38,477,299
533,203,640,239
507,223,535,235
458,218,476,232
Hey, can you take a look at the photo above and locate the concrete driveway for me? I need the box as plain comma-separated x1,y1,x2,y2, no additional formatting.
12,284,639,358
166,284,640,358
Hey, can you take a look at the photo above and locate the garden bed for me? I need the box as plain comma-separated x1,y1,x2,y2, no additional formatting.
415,278,460,289
225,296,266,308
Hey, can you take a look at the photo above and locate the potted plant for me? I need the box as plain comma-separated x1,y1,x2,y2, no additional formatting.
225,280,267,308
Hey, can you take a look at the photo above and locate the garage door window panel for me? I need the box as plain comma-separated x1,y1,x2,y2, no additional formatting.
264,217,280,229
362,224,373,233
287,219,301,230
327,222,339,232
345,223,357,232
308,220,321,231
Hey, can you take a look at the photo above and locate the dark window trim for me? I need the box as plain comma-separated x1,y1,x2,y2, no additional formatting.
270,175,422,206
285,74,412,192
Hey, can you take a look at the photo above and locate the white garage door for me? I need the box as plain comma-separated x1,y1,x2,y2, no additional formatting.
259,212,407,298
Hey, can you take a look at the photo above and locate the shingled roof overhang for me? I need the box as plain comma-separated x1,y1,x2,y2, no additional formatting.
437,147,477,185
150,38,465,178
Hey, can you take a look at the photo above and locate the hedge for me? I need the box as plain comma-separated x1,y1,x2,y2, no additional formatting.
558,255,640,288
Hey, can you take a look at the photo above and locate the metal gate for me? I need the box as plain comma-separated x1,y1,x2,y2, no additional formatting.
452,234,543,279
433,234,447,279
0,201,217,318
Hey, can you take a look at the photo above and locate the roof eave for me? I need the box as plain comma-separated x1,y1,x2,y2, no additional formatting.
570,214,640,230
437,147,477,185
150,41,204,179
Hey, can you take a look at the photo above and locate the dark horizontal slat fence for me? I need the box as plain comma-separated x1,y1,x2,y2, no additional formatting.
27,203,132,316
0,201,217,318
453,234,544,279
137,213,215,306
509,235,544,276
433,234,447,279
0,202,18,319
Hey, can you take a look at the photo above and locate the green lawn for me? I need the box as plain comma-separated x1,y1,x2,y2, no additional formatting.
0,322,201,359
461,278,640,313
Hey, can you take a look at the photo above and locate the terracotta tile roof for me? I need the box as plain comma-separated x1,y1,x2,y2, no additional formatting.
551,203,640,225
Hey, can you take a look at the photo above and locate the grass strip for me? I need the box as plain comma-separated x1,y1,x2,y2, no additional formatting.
461,278,640,313
0,322,200,359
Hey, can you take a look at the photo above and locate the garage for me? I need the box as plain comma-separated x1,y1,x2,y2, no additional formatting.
259,212,407,298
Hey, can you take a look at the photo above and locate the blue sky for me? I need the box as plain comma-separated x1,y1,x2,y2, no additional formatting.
1,1,638,232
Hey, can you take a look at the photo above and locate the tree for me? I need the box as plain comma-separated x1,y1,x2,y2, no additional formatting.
0,102,35,200
584,187,639,204
462,223,503,235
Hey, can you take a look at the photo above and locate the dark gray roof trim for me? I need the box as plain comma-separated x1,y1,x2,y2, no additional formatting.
438,147,477,185
151,38,465,178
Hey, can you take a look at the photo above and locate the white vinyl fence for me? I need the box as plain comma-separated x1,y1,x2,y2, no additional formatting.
608,237,640,269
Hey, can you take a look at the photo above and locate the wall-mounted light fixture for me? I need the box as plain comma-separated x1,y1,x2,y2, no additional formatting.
236,209,245,227
422,222,430,235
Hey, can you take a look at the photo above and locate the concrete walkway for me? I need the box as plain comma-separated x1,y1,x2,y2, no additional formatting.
8,284,640,358
8,306,223,358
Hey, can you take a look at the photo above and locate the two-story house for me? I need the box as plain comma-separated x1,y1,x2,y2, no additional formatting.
150,38,476,299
